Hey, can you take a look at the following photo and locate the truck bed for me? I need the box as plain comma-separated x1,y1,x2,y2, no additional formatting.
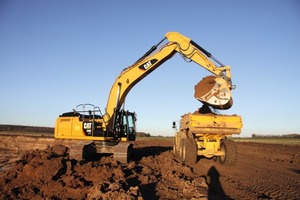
179,112,243,135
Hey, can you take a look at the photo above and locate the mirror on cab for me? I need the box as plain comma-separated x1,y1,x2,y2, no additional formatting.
172,121,177,129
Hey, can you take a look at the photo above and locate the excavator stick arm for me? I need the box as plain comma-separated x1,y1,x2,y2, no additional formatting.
165,32,232,83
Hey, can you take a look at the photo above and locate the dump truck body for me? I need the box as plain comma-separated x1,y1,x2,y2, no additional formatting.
179,112,242,135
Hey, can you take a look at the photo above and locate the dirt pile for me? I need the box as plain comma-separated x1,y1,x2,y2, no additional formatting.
2,137,299,199
194,75,217,99
0,143,208,200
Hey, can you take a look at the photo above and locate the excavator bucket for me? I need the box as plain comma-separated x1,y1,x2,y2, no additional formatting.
194,75,233,110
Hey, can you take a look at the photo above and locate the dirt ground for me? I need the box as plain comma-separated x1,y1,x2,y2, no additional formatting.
0,137,300,200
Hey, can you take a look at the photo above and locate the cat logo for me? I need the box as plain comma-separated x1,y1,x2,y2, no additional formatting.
138,59,158,70
83,122,92,129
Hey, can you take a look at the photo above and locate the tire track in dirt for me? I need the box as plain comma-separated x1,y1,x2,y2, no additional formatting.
231,160,300,199
193,142,300,199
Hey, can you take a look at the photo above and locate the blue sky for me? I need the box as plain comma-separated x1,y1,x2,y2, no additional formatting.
0,0,299,137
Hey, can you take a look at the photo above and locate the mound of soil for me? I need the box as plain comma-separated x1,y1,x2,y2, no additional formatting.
0,141,208,200
1,138,300,199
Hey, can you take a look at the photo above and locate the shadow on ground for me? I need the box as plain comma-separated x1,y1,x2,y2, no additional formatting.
206,166,229,200
131,146,172,161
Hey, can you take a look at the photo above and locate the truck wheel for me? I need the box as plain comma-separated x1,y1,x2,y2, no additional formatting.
172,138,178,156
219,140,237,166
182,138,197,165
179,139,185,161
173,144,177,156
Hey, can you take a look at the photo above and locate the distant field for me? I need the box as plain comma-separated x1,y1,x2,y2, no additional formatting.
136,136,173,141
139,137,300,146
233,137,300,146
0,131,53,137
0,124,54,133
1,124,299,146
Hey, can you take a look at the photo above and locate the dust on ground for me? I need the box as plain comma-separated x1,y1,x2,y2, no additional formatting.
0,138,300,199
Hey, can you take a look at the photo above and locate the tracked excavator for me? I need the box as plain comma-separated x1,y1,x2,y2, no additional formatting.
55,32,237,163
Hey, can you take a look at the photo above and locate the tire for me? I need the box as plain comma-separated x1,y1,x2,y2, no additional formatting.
182,138,197,166
179,139,185,161
172,138,178,156
82,143,97,160
172,144,176,155
219,140,237,166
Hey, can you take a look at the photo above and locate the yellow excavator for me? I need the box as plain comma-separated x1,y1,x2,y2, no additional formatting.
54,32,235,163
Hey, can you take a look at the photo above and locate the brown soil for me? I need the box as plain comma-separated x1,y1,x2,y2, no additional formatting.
0,138,300,199
194,75,216,98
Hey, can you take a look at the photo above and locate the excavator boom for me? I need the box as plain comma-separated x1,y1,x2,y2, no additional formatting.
104,32,233,128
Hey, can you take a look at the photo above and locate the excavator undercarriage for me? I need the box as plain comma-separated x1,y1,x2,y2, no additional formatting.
68,140,133,163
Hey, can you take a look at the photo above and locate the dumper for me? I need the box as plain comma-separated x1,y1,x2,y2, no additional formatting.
173,105,243,166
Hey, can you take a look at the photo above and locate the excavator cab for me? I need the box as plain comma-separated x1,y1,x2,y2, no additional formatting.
113,110,136,141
